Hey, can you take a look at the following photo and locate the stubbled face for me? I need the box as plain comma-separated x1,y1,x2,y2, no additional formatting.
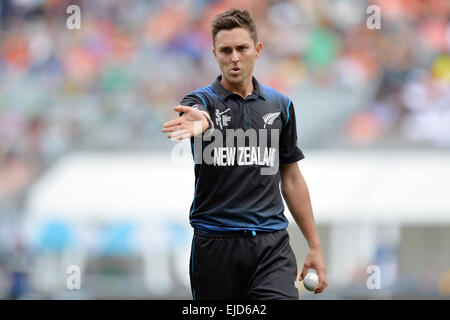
213,27,262,86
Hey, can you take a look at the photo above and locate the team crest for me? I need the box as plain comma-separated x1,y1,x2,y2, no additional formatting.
262,112,280,128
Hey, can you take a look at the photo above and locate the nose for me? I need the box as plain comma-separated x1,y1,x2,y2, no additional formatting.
231,50,239,63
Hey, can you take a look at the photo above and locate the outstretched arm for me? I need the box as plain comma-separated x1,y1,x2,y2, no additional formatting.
280,161,328,294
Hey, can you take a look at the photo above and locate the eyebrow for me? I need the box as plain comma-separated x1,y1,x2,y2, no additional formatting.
218,43,251,50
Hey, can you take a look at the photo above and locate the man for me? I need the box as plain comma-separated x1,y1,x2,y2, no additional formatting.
162,8,327,300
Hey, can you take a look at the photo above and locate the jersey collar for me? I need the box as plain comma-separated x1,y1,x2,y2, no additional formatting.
212,75,266,101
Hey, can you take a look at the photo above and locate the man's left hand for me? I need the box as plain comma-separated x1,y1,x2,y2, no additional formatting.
298,247,328,294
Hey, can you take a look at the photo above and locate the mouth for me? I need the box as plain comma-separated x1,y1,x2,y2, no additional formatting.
230,67,241,74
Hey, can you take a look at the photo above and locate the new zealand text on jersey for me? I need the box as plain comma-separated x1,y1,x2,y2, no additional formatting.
213,146,276,167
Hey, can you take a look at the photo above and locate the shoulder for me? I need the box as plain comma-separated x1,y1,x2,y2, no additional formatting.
260,84,291,105
259,83,292,111
187,85,218,100
182,85,219,107
180,85,219,110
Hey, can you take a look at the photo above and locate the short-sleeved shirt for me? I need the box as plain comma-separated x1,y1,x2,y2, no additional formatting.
179,75,305,233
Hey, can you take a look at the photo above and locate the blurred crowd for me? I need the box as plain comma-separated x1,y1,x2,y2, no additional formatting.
0,0,450,214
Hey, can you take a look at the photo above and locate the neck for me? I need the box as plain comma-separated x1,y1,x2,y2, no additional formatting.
220,75,254,99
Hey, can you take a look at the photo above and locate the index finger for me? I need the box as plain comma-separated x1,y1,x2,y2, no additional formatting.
162,118,181,128
174,105,190,113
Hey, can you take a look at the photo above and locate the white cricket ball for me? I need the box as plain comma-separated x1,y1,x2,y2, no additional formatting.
303,272,319,291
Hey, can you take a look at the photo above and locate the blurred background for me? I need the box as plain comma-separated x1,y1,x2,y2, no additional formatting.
0,0,449,299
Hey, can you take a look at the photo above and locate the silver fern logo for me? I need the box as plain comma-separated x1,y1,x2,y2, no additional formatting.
262,112,280,128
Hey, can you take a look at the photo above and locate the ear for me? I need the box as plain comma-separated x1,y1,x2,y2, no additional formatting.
212,46,217,59
255,42,262,58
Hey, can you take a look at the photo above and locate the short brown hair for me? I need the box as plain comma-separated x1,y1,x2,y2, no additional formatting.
211,9,258,46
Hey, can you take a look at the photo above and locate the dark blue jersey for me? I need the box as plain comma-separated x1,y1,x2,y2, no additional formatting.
179,75,305,233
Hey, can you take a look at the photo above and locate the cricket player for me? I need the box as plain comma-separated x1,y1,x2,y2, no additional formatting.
162,8,327,300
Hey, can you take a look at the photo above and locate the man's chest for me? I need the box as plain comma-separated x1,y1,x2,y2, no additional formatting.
211,99,284,132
